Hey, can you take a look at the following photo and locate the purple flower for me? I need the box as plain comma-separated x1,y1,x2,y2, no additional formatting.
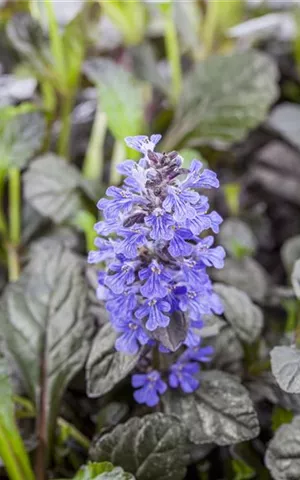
168,228,193,257
145,208,174,241
94,217,120,235
87,238,115,264
207,211,223,234
136,298,171,331
132,370,167,406
180,160,219,190
139,260,172,299
115,227,147,259
163,186,199,223
125,134,162,155
88,134,225,391
105,260,137,294
184,344,214,363
210,291,224,315
114,318,149,354
184,320,204,348
180,289,213,319
106,287,138,316
117,160,135,175
185,199,211,235
195,236,225,269
169,361,199,393
180,259,209,290
98,186,146,219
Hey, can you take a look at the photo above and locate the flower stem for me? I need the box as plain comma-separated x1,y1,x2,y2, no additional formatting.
8,167,21,282
109,139,125,186
9,168,20,246
83,106,107,180
57,418,90,450
7,246,20,283
164,5,182,105
41,81,57,151
0,169,7,238
152,345,161,371
58,94,73,160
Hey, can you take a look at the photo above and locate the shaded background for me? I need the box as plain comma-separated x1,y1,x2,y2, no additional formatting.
1,1,300,479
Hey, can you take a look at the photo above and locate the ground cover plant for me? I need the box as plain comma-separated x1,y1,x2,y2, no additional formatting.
1,0,300,479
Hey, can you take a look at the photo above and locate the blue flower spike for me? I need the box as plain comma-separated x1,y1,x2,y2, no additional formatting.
88,134,225,407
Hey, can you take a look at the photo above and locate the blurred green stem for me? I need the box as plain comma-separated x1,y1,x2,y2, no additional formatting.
83,106,107,180
73,211,97,253
164,5,182,105
110,139,125,185
293,8,300,73
41,81,57,151
224,183,241,216
100,0,145,45
58,94,73,159
8,168,21,282
9,168,20,246
45,0,66,84
284,300,298,332
30,0,41,21
0,169,7,238
202,0,220,56
57,418,90,450
0,434,28,480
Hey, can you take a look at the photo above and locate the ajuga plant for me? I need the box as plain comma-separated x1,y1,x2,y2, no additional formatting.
88,134,225,407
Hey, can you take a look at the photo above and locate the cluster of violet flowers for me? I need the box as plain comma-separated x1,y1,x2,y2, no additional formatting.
88,134,225,407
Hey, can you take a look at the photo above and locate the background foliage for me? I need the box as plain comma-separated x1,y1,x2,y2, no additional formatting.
1,0,300,479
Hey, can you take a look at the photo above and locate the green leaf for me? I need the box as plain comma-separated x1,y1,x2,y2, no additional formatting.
211,326,243,375
148,310,188,351
218,219,257,259
0,106,45,169
83,58,145,140
23,154,84,223
232,458,255,480
90,413,188,480
281,234,300,275
212,257,268,303
86,323,139,398
0,75,37,106
272,406,294,432
61,14,85,90
163,51,278,150
0,359,35,480
73,461,135,480
7,13,52,79
265,415,300,480
96,402,129,434
0,240,89,453
130,43,169,95
268,102,300,151
271,346,300,394
214,283,264,343
162,370,259,445
292,259,300,299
